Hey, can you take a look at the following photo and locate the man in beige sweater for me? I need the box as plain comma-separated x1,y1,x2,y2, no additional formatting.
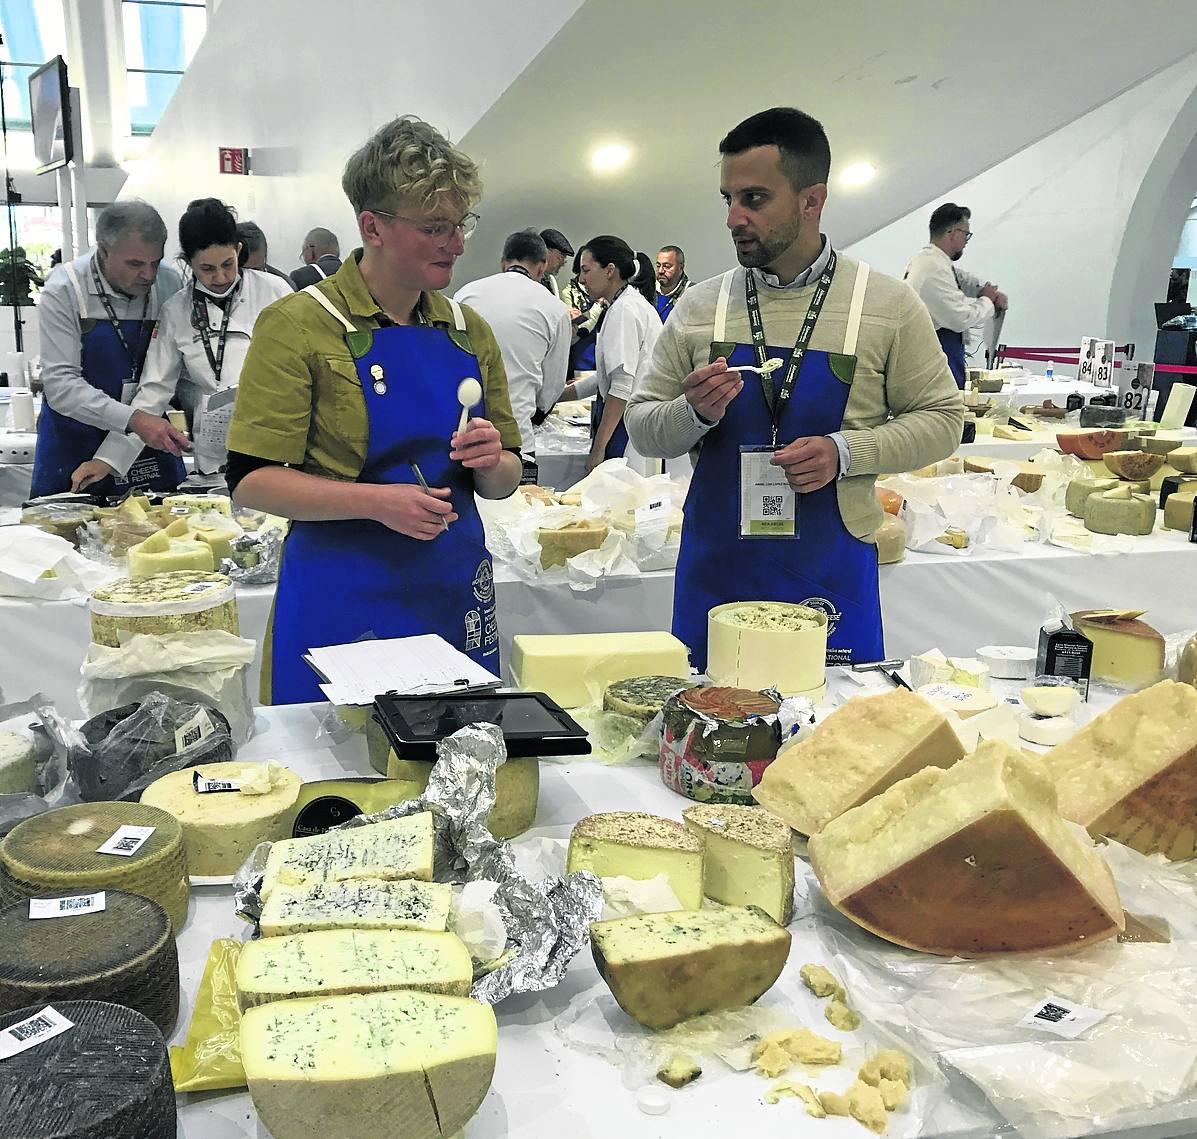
625,106,963,671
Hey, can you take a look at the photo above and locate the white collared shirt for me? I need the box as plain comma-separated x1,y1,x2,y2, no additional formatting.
903,243,993,333
593,286,663,402
752,234,833,291
93,267,292,475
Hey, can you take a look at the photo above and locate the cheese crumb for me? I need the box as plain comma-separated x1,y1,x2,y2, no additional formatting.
877,1077,908,1112
765,1082,825,1116
858,1049,911,1088
847,1080,889,1134
825,996,862,1031
820,1089,851,1116
656,1054,701,1088
751,1040,793,1079
752,1027,842,1076
800,963,845,999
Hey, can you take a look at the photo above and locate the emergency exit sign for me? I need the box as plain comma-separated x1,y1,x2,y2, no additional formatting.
218,147,250,175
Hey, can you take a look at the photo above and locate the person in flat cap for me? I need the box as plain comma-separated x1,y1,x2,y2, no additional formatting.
538,228,573,299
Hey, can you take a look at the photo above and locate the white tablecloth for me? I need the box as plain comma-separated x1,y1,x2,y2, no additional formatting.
155,695,1197,1139
5,525,1196,718
1004,378,1103,406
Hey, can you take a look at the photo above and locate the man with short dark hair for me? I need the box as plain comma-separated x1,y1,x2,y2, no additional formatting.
454,229,572,482
904,203,1007,387
236,221,296,289
34,199,187,495
291,227,342,289
654,245,691,320
626,107,962,672
538,228,573,299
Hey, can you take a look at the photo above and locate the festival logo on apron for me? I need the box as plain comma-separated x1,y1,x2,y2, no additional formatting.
799,596,842,638
472,560,494,603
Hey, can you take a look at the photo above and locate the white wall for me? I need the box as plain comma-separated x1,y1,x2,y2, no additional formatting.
845,52,1197,360
1176,209,1197,269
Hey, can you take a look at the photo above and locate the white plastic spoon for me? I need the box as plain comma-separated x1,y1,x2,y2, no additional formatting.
455,377,483,436
734,357,785,376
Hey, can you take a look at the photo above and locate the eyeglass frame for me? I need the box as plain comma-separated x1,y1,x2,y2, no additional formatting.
951,226,973,243
369,208,480,246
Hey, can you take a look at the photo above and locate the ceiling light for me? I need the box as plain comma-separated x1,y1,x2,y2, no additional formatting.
591,144,631,174
840,162,877,187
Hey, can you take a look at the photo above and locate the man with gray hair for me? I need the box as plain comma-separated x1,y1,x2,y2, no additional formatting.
454,229,571,481
291,227,342,289
34,199,187,495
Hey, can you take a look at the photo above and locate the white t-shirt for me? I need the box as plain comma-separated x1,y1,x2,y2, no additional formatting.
592,286,662,402
453,269,572,454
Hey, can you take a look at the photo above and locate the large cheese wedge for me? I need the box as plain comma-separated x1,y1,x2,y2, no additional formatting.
808,741,1124,956
241,990,497,1139
1082,485,1155,536
510,631,690,708
1163,486,1197,532
1102,451,1166,481
589,906,791,1029
260,879,453,937
261,813,434,900
567,812,704,909
1139,436,1184,455
140,760,302,876
753,689,965,835
537,518,608,568
683,804,795,923
1056,430,1134,460
1045,681,1197,859
235,929,473,1010
1070,610,1164,688
1064,476,1120,518
1169,448,1197,474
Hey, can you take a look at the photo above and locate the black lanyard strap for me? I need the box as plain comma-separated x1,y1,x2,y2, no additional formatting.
91,257,151,383
743,248,837,445
193,277,241,386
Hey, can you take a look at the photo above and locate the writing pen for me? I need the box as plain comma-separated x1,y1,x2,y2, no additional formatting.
409,461,449,531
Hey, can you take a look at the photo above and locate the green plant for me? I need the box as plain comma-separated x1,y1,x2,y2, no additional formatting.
0,246,44,306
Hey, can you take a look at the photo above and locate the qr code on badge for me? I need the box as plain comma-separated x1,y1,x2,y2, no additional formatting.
761,494,785,518
1033,1002,1072,1023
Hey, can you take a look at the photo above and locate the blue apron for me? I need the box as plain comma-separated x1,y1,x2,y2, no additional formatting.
32,262,185,498
936,327,967,389
673,263,884,671
655,285,683,321
268,289,500,705
590,392,629,461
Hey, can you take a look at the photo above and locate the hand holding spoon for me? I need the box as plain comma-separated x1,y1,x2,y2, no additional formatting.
734,357,785,376
455,378,483,436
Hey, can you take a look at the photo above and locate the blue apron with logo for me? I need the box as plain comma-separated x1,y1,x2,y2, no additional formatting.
936,327,967,389
269,293,500,705
32,270,185,497
673,264,884,671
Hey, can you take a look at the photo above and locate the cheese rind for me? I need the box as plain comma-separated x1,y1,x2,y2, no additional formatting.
0,729,35,794
1070,610,1164,689
1018,713,1075,747
1102,450,1167,481
753,689,964,835
706,601,827,696
567,812,704,910
235,929,473,1010
682,804,794,923
808,741,1125,956
1021,686,1079,718
241,989,497,1139
260,879,453,937
589,906,791,1029
1083,487,1156,536
1045,680,1197,859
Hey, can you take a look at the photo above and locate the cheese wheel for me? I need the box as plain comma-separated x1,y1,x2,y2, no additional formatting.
916,683,999,719
1018,713,1075,746
1083,486,1155,536
0,891,178,1034
140,761,303,877
88,570,239,648
603,676,692,723
0,1000,175,1139
0,729,35,794
1021,686,1079,718
1064,476,1120,518
976,645,1036,680
706,602,827,697
1,802,189,931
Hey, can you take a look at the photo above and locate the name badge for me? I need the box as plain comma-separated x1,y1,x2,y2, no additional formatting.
739,445,797,539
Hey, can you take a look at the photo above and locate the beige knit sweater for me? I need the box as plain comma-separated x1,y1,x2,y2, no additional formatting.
624,255,964,541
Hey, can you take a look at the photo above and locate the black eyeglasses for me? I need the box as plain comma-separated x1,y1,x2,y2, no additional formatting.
371,210,479,247
953,227,973,243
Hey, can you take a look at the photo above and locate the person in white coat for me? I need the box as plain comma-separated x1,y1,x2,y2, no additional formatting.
562,235,662,471
72,198,293,488
903,203,1007,388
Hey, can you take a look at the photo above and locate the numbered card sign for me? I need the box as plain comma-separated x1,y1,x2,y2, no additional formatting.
1119,362,1154,416
1079,337,1116,388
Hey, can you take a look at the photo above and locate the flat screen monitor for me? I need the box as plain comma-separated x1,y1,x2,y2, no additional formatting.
29,56,72,175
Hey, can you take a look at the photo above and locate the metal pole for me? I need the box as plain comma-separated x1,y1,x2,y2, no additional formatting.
0,33,24,353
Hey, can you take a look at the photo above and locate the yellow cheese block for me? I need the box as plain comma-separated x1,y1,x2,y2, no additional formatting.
567,811,705,909
163,493,233,516
753,689,965,835
126,528,216,578
1163,487,1197,532
808,741,1124,956
1070,610,1164,689
1170,448,1197,474
1045,681,1197,859
537,519,609,568
260,879,453,937
510,631,690,708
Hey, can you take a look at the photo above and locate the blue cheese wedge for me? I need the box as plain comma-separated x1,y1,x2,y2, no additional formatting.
259,879,452,937
241,989,497,1139
589,906,791,1029
261,813,434,900
235,929,473,1010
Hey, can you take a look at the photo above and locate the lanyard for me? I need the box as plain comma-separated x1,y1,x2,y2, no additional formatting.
192,277,241,386
91,258,151,383
504,265,532,278
743,248,837,445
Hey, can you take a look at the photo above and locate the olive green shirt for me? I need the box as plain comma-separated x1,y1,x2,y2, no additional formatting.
228,249,521,476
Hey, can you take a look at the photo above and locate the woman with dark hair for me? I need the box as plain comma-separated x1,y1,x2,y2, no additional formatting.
565,235,662,471
72,197,292,486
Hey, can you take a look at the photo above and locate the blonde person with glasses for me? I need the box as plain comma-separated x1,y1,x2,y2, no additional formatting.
903,202,1007,388
226,115,522,704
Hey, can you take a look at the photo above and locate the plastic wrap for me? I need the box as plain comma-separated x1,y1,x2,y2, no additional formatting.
169,938,246,1092
0,525,120,599
0,693,85,835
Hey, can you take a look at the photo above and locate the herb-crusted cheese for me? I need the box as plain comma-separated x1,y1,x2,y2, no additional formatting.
87,570,239,647
589,906,791,1029
241,989,496,1139
602,676,693,723
235,929,473,1010
261,813,434,900
259,879,453,937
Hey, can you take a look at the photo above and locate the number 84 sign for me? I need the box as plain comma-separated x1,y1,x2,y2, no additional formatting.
1078,336,1116,388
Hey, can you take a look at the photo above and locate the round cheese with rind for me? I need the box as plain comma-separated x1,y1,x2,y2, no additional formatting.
707,602,827,697
603,676,693,723
1018,713,1075,746
88,570,238,647
1021,686,1079,718
1083,486,1156,536
0,729,35,794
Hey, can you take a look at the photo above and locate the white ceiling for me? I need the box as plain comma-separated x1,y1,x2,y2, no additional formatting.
452,0,1197,285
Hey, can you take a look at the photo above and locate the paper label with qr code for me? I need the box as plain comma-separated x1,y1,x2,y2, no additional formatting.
739,446,797,538
174,707,215,753
1018,995,1109,1038
28,892,106,919
0,1006,74,1059
97,825,155,857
